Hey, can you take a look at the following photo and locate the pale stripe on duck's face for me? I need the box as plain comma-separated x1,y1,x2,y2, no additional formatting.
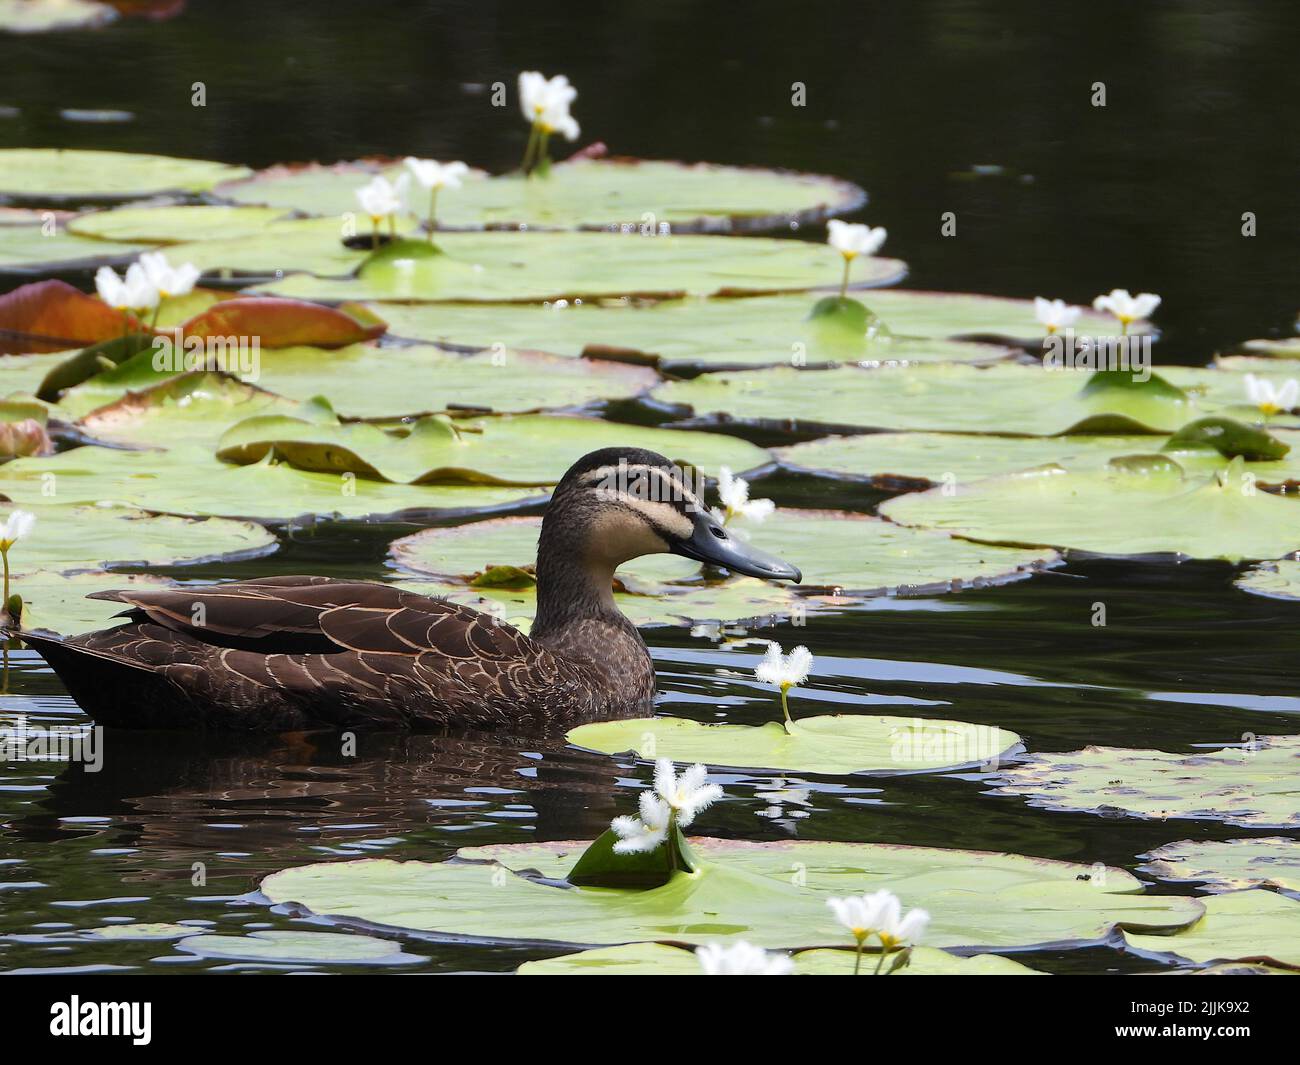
576,462,701,562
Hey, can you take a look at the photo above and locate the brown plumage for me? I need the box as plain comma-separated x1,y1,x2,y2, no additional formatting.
10,447,801,732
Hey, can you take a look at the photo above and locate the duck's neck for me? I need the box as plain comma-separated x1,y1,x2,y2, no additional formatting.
531,545,626,643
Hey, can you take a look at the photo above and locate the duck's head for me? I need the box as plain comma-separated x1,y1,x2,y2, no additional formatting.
542,447,802,583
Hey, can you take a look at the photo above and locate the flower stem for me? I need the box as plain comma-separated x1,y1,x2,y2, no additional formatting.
2,547,9,615
853,936,864,975
780,685,793,728
667,814,678,873
370,220,378,251
426,188,439,242
839,256,851,299
521,121,540,175
874,942,889,975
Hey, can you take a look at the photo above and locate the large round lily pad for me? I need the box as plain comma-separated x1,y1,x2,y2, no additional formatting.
379,290,1133,366
0,224,141,274
654,364,1230,437
1124,890,1300,970
1235,559,1300,602
164,219,906,300
390,510,1057,594
780,429,1300,489
218,414,768,486
566,714,1020,775
517,942,1043,975
260,838,1201,951
0,149,251,204
1137,838,1300,894
1,446,541,523
881,460,1300,562
214,157,866,233
378,294,1015,373
1,502,275,578
69,204,292,244
990,735,1300,830
175,930,421,966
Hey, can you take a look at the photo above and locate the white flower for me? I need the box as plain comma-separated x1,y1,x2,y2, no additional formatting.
0,510,35,550
518,70,580,140
1244,373,1299,416
652,758,722,828
755,642,813,690
355,173,409,222
610,790,671,854
1092,288,1160,326
874,893,930,951
137,251,200,300
826,890,892,941
1033,296,1081,334
696,941,795,976
94,262,159,312
403,158,470,191
827,219,887,260
716,467,775,524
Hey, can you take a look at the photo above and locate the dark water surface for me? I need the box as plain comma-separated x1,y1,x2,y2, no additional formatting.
2,1,1299,975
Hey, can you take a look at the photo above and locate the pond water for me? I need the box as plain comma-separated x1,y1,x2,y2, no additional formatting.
2,1,1298,975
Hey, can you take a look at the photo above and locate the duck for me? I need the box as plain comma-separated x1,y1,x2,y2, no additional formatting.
9,448,801,732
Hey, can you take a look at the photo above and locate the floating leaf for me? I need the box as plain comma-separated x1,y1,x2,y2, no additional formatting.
0,279,136,355
1138,838,1300,894
1236,559,1300,602
163,218,906,300
778,428,1300,489
219,414,766,485
517,942,1043,975
82,922,197,941
8,571,177,635
0,501,275,578
215,156,865,233
260,838,1201,951
1,445,541,523
0,149,250,204
1124,890,1300,970
1163,416,1290,460
174,930,421,966
69,204,291,243
990,735,1300,829
0,224,141,274
176,297,387,349
881,462,1300,562
390,510,1056,595
654,363,1225,437
566,714,1019,775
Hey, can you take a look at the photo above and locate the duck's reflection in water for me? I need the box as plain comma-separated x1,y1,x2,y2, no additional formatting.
18,728,631,887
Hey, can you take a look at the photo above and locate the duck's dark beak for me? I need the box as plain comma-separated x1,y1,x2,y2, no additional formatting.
671,507,802,583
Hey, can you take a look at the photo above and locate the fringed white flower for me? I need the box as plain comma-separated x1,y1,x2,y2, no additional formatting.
137,251,200,300
94,262,159,314
1245,373,1298,418
1033,296,1081,335
403,158,470,239
696,940,795,975
518,71,579,174
610,790,671,854
716,467,775,526
1092,289,1160,334
0,509,35,624
755,642,814,727
653,758,722,828
827,220,887,297
355,173,410,243
828,889,929,974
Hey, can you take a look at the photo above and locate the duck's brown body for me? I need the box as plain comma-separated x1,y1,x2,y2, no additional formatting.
21,576,655,732
13,446,798,732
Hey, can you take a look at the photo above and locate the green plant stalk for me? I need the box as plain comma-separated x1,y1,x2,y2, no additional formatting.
370,218,379,251
537,130,552,175
780,684,793,729
874,944,888,975
1,547,8,615
839,256,852,299
426,188,439,242
853,934,865,975
521,121,541,174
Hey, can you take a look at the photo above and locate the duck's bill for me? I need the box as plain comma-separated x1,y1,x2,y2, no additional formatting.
671,508,802,583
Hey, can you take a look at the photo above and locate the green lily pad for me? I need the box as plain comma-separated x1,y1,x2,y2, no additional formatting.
175,930,421,966
7,571,177,634
390,510,1056,594
881,461,1300,562
0,149,251,205
378,293,1015,373
1163,416,1290,460
229,343,655,420
517,942,1043,975
990,735,1300,830
69,204,292,243
1138,838,1300,894
1,446,540,523
260,838,1201,951
1227,338,1300,360
382,289,1143,358
1235,559,1300,602
83,922,197,941
654,364,1227,437
1125,890,1300,970
566,714,1020,775
214,157,865,233
218,413,768,486
0,224,142,274
778,428,1300,489
67,372,300,446
0,501,276,578
163,219,906,300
